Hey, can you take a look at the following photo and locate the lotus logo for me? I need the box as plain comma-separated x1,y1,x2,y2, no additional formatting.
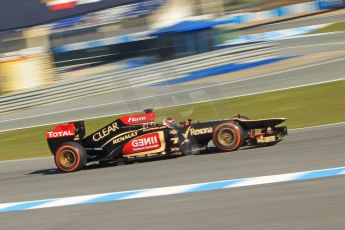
42,0,102,11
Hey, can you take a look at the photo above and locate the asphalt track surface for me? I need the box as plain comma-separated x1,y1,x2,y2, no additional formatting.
1,12,345,230
279,31,345,56
1,124,345,229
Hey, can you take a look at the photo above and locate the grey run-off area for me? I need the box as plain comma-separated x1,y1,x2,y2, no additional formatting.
1,124,345,229
1,13,345,230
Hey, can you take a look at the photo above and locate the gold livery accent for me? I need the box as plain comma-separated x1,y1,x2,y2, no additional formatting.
169,129,179,144
169,129,178,135
190,127,213,136
143,126,167,132
101,129,142,147
182,126,192,139
59,150,77,168
257,136,276,143
112,131,138,145
92,122,120,142
182,126,213,138
170,137,179,145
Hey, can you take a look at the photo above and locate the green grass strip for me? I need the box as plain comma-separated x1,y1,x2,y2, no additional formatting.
1,80,345,161
311,21,345,34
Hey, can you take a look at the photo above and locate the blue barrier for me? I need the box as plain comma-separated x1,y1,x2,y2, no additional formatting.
221,24,328,46
53,16,85,29
153,56,297,86
216,0,344,26
122,0,165,18
52,32,150,53
318,0,345,9
52,0,345,54
119,57,155,69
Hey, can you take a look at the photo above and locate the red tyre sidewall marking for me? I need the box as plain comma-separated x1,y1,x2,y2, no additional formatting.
55,145,81,172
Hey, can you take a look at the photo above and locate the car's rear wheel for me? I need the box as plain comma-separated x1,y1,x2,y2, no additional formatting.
213,123,244,151
54,142,88,173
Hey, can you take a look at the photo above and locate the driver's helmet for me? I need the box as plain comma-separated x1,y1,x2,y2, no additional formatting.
162,117,177,128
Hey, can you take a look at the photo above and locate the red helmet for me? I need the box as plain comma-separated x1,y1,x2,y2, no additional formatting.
162,118,177,128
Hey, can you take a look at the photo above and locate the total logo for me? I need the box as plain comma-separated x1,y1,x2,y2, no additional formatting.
46,130,75,138
123,133,161,155
42,0,102,11
46,123,76,139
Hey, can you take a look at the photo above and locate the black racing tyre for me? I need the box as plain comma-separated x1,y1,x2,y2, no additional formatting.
212,123,244,152
54,142,88,173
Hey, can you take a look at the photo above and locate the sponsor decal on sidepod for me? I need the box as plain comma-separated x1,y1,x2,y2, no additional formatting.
122,133,161,154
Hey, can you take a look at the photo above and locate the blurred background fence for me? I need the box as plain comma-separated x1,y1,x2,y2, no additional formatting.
0,0,344,100
0,42,276,113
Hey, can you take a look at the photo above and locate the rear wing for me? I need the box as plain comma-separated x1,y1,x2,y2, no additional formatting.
46,121,85,140
46,121,85,154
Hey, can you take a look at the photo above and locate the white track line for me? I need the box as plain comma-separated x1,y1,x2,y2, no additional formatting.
1,166,345,213
289,121,345,132
1,75,345,134
0,156,51,164
1,55,345,132
271,12,345,26
284,31,345,39
0,122,344,164
280,41,345,49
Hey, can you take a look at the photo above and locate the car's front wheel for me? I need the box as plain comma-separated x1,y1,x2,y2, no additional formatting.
54,142,88,173
212,123,244,152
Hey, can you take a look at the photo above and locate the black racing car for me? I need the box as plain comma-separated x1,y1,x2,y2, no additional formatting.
46,109,287,172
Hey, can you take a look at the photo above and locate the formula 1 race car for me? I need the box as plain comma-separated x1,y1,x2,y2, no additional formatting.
46,109,287,172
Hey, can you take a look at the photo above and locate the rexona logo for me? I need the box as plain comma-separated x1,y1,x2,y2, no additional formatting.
120,112,156,125
46,123,76,139
42,0,102,11
122,133,161,155
190,127,213,136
